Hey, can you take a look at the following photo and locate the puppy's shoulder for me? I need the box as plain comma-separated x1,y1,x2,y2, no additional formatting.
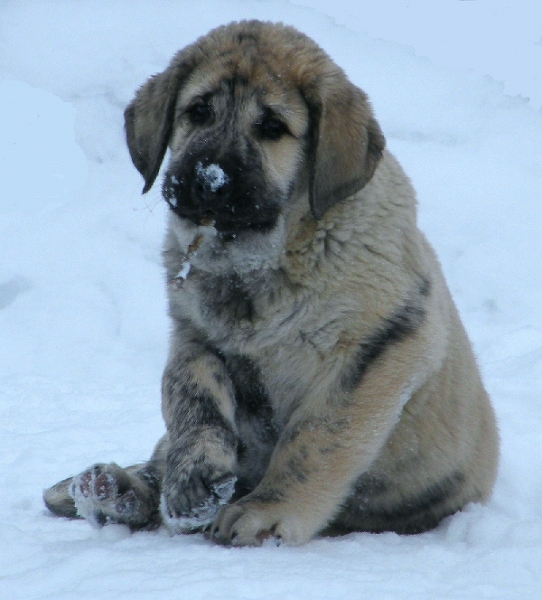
287,150,421,281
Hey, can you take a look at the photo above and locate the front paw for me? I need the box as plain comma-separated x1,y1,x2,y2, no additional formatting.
160,467,237,534
210,499,309,547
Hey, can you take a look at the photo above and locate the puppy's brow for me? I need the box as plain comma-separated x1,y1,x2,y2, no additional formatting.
182,91,215,108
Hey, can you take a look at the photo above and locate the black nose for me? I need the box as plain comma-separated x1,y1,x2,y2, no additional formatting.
193,161,231,207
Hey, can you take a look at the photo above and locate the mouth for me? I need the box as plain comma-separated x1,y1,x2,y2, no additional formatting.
169,206,279,239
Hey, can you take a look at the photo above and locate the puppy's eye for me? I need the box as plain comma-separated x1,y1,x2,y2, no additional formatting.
256,115,289,141
186,102,213,125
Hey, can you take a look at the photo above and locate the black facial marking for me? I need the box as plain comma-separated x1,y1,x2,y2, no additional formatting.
162,75,287,234
341,280,430,392
185,95,215,126
255,108,290,142
163,148,280,235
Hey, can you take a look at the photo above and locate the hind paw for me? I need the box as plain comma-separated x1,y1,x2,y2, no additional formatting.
68,463,159,530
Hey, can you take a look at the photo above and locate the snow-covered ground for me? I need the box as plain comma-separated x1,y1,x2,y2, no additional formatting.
1,1,541,598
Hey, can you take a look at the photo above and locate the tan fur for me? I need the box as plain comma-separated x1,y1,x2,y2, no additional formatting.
44,20,498,546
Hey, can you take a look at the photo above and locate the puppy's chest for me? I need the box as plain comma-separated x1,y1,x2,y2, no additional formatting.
176,268,343,357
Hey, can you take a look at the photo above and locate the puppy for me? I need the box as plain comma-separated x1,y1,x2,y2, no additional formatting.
44,20,499,546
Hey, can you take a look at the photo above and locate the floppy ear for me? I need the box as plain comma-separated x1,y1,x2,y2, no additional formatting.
304,82,386,220
124,58,195,193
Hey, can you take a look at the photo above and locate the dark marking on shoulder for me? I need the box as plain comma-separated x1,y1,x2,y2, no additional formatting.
341,280,430,392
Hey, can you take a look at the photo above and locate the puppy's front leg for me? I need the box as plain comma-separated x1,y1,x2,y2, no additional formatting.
211,328,433,546
160,340,239,533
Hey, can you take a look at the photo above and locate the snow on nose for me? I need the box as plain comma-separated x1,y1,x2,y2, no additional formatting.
195,162,229,193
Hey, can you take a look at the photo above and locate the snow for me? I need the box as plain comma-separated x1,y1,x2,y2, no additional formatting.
175,262,192,282
0,0,541,598
196,162,230,193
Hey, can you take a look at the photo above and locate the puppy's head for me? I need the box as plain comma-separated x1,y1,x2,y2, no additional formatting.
125,20,385,236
